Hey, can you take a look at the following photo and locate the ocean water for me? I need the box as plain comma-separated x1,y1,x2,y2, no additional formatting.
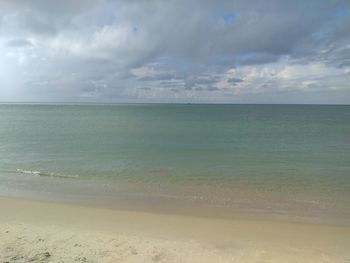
0,104,349,223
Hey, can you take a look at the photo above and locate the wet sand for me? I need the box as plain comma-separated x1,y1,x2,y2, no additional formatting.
0,196,349,262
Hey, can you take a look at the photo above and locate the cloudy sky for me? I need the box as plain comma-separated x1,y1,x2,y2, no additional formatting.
0,0,349,103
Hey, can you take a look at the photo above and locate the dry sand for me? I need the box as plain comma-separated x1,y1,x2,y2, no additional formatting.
0,197,349,262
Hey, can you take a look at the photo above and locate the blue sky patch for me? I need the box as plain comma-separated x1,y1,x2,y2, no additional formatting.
223,11,235,23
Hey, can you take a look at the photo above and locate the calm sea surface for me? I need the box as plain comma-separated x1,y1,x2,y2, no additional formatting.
0,104,349,223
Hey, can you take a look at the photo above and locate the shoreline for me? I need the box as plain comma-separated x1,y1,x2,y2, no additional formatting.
1,171,349,227
1,196,350,262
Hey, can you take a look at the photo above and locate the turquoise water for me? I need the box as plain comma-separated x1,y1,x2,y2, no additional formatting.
0,104,349,222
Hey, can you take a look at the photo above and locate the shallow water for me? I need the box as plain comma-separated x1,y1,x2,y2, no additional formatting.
0,104,349,224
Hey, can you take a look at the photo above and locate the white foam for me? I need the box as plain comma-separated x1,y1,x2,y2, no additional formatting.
17,169,40,176
16,168,79,179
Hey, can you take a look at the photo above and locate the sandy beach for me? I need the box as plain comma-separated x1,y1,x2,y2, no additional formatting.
1,0,350,260
0,197,349,263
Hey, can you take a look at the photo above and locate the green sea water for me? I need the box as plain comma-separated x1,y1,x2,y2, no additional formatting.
0,104,349,223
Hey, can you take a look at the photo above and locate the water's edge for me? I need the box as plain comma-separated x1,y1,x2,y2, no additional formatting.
1,171,349,226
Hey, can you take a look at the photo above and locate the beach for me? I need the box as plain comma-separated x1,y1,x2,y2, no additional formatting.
1,0,350,260
1,196,349,263
1,104,350,262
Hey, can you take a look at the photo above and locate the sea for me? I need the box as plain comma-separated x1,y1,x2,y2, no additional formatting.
0,104,349,224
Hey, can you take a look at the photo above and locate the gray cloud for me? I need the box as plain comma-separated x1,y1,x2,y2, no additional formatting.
0,0,349,103
138,73,176,81
206,87,220,92
227,78,243,85
6,38,33,47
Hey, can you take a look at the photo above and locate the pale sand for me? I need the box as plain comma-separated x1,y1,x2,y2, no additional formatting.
0,197,349,262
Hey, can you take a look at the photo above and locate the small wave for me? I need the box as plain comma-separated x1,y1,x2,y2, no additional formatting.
16,169,41,176
16,169,79,179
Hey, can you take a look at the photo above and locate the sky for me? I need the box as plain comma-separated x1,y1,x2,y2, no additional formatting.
0,0,349,104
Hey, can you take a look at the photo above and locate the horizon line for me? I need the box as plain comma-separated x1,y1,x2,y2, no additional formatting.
0,101,349,106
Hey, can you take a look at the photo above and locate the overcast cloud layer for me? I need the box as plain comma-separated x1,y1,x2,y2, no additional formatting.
0,0,349,103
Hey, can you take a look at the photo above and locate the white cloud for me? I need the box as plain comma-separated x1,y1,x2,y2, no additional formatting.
0,0,349,103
